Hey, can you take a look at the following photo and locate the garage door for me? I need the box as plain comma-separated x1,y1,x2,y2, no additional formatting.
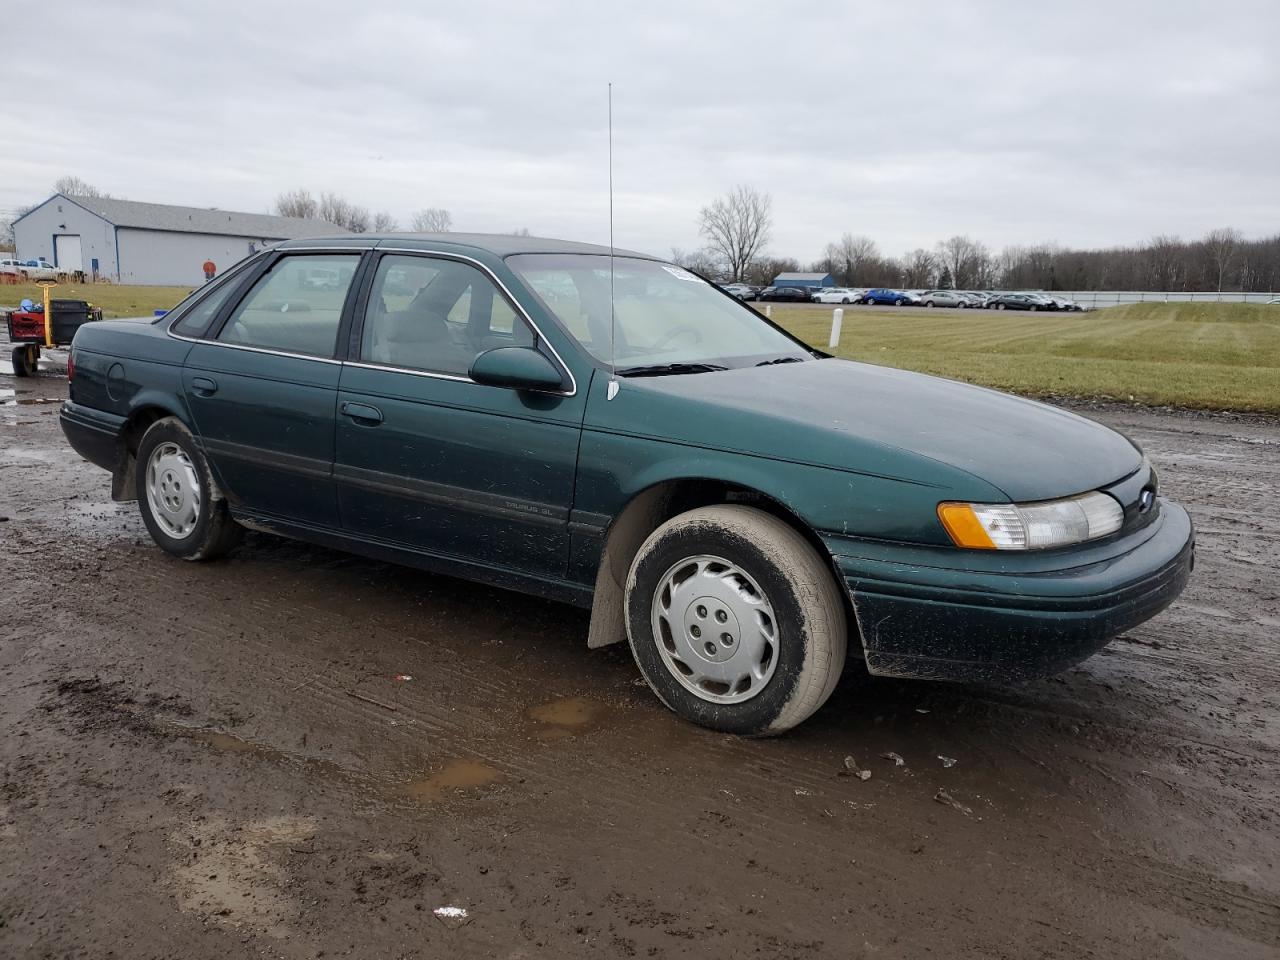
54,235,83,273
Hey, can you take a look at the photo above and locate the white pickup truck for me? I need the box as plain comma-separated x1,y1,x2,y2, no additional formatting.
0,258,60,280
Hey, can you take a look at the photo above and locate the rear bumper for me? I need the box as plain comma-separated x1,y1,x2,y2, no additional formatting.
826,500,1194,682
60,400,123,474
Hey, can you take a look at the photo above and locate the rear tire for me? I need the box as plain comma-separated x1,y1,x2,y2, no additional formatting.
625,505,847,736
11,345,36,377
135,417,242,561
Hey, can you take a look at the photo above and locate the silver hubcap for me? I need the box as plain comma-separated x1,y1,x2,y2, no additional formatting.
146,442,201,540
650,555,778,704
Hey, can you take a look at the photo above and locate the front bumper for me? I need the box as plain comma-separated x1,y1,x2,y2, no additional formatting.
825,499,1194,683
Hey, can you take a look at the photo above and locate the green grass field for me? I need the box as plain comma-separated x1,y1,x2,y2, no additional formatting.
1,281,195,320
772,302,1280,414
4,279,1277,413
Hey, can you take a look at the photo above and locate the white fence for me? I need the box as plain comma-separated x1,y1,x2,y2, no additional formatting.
1050,290,1276,308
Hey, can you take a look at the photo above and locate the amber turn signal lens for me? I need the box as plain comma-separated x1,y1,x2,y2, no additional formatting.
937,502,997,550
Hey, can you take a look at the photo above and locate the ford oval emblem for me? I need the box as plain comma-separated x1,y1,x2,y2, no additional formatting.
1139,488,1155,513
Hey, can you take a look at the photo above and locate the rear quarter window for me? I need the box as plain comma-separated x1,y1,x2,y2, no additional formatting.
170,276,244,338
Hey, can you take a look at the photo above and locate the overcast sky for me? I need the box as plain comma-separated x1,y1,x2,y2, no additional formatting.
3,0,1277,262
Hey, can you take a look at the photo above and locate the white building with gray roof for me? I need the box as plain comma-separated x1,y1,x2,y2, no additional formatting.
12,194,344,285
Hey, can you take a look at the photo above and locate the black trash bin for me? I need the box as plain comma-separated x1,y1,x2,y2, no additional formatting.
49,299,101,344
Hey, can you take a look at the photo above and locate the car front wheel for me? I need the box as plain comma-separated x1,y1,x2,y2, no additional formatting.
625,505,848,736
136,417,242,561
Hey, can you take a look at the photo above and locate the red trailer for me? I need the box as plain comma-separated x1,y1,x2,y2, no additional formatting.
4,298,103,376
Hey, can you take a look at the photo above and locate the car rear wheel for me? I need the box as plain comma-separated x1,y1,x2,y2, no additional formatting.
136,417,242,561
841,297,850,304
1029,305,1038,312
625,505,847,736
894,299,905,306
997,303,1006,310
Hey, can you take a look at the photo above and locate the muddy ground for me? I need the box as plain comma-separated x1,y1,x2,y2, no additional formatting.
2,354,1278,960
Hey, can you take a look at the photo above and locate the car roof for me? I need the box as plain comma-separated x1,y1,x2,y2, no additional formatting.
276,232,659,260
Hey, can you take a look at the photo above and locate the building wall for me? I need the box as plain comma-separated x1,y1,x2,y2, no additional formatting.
115,229,275,285
13,198,118,279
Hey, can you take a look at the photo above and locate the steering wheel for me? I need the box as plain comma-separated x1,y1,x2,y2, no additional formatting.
650,324,702,353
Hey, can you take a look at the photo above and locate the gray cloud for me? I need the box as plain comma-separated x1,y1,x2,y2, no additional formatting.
3,0,1277,262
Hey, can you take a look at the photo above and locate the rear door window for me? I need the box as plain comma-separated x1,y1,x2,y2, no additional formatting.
218,254,360,357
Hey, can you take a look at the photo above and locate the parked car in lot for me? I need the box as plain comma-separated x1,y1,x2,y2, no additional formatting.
987,293,1046,311
756,286,813,303
919,290,971,308
721,283,759,301
1,257,59,281
862,288,918,306
812,287,865,304
60,234,1193,735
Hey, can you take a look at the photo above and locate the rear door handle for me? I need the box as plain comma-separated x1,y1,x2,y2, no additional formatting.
191,376,218,396
340,401,383,425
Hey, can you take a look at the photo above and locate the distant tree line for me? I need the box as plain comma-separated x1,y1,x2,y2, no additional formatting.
679,186,1280,292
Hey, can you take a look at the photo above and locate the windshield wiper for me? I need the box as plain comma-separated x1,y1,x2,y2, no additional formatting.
615,362,729,378
755,355,807,366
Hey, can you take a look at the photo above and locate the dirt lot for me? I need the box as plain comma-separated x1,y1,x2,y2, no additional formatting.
2,357,1278,959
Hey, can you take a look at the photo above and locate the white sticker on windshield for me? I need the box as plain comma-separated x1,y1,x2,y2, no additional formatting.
661,265,702,282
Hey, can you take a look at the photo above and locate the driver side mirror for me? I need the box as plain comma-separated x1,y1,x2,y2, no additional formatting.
469,346,564,392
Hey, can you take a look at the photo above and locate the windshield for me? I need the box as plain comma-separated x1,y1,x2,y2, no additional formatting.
507,254,811,371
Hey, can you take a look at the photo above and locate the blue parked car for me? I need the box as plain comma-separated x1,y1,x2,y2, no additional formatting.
861,289,918,306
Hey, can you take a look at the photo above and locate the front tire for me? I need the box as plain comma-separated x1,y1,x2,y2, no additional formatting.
135,417,242,561
625,505,847,736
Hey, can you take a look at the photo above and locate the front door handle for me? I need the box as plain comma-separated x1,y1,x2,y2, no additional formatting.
191,376,218,396
340,401,384,425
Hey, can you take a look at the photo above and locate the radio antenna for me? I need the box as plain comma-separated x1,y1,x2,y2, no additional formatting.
606,82,620,401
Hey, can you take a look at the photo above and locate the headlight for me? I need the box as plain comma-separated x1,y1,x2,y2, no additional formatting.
937,491,1123,550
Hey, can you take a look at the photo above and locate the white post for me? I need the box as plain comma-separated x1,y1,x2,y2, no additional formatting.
828,308,844,349
763,304,772,319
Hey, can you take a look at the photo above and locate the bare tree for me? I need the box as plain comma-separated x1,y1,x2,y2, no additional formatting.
698,185,772,282
899,248,937,288
1144,235,1186,290
670,247,722,277
509,227,532,237
935,235,989,289
823,234,879,285
317,192,370,232
53,175,108,198
371,211,398,233
1204,227,1243,292
274,189,318,219
410,208,453,232
747,256,800,287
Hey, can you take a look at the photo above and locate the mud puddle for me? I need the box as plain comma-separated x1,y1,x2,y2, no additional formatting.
526,695,607,740
403,758,501,801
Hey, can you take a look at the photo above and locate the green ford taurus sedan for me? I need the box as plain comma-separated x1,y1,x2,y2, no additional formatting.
60,234,1193,734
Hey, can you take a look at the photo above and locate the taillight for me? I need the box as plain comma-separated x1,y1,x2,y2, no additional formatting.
67,348,75,382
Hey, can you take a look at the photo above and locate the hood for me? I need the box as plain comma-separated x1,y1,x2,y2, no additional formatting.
588,358,1142,502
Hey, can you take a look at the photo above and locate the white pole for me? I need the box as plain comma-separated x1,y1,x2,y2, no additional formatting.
828,307,843,349
763,304,772,319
